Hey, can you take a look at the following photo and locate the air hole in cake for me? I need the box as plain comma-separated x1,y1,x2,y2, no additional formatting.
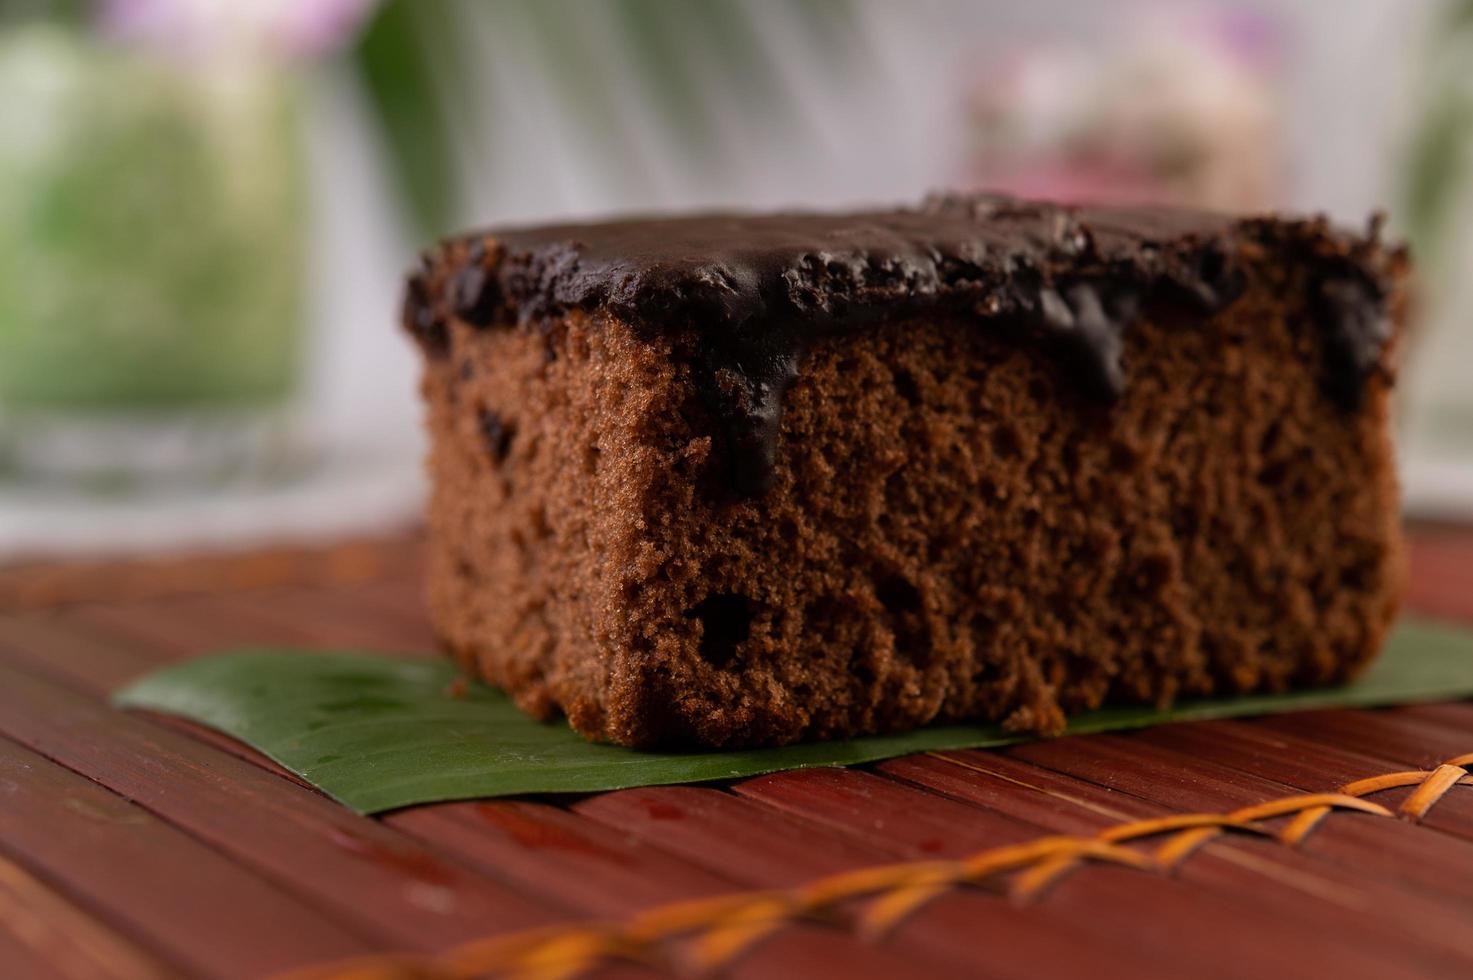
530,505,552,541
1258,460,1289,487
1046,592,1075,627
804,595,841,630
883,471,909,510
1062,440,1081,477
1340,560,1372,591
875,574,929,667
847,646,878,690
1171,507,1198,538
892,368,921,405
1259,419,1283,456
478,408,515,462
688,593,755,668
1135,552,1176,594
1109,442,1139,472
991,424,1022,459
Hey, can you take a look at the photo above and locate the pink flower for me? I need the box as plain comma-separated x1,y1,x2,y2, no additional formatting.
100,0,380,60
960,3,1284,212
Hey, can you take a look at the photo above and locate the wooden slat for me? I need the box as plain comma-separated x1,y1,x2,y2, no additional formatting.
398,802,780,916
0,610,307,793
60,598,257,664
0,660,568,954
733,765,1448,980
880,749,1473,969
240,583,438,652
166,587,434,655
1395,701,1473,733
1255,706,1473,849
0,611,159,694
0,608,323,793
61,587,435,663
1130,719,1473,841
0,848,177,980
0,536,422,610
0,922,72,980
574,783,1157,980
392,803,942,980
1261,705,1473,772
345,575,437,622
1009,733,1473,906
0,737,373,978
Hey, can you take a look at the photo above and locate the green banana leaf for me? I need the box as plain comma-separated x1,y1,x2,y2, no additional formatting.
114,618,1473,814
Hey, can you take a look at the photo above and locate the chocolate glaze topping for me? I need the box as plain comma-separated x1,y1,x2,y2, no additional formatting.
406,193,1402,497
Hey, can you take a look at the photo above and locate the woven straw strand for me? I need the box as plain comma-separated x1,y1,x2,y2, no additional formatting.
280,750,1473,980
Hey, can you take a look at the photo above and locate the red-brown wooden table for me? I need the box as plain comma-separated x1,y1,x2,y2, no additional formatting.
2,526,1472,980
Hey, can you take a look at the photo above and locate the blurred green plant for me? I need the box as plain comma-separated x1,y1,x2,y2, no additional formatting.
350,0,467,239
0,0,85,21
348,0,854,240
0,26,305,409
1405,0,1473,261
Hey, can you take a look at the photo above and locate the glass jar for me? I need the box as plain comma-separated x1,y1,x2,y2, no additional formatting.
1400,1,1473,515
0,25,308,491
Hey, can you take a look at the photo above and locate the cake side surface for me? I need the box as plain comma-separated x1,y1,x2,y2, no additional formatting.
409,194,1406,748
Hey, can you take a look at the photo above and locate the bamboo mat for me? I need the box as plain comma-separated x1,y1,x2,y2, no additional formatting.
2,528,1472,980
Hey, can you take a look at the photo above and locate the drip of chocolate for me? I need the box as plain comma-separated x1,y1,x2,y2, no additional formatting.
406,193,1398,497
1316,274,1394,411
478,407,515,463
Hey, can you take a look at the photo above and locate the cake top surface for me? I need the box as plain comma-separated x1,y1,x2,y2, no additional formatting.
407,193,1404,496
480,194,1246,328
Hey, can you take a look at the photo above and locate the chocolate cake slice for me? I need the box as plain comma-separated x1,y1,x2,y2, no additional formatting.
404,194,1407,748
